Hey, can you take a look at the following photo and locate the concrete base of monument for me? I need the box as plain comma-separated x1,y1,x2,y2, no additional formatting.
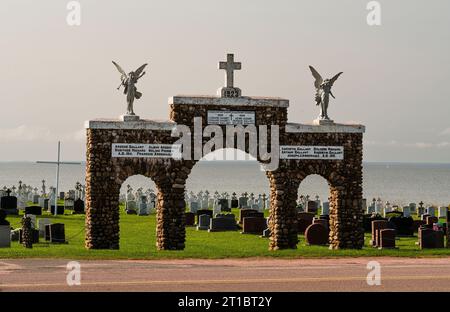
313,118,334,125
120,114,140,122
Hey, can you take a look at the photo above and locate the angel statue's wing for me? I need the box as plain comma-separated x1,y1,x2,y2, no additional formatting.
112,61,127,80
309,66,323,89
134,63,148,77
330,72,343,85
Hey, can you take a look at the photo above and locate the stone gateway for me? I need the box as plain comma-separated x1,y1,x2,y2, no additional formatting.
84,54,365,251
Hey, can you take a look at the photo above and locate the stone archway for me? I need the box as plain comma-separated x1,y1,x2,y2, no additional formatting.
85,93,364,251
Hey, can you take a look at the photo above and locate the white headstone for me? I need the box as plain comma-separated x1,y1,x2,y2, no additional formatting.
426,207,435,216
402,206,411,218
438,207,448,219
38,218,51,237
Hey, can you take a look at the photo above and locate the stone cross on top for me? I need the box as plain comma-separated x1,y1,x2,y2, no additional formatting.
218,53,242,98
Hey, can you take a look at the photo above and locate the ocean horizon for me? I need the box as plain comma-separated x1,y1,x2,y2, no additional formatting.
1,161,449,207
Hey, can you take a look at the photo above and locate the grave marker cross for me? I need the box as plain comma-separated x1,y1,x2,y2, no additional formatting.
36,141,81,216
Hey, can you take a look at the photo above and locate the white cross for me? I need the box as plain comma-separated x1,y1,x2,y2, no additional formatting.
219,53,241,88
36,141,81,215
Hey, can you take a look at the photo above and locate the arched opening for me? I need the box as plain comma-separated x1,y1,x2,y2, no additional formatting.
297,174,332,246
185,148,270,236
118,174,158,250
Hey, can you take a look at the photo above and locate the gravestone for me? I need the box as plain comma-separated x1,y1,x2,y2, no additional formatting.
388,216,414,236
321,201,330,216
238,209,261,224
0,210,11,248
438,207,448,219
262,228,271,238
32,194,40,205
426,207,435,216
73,199,85,214
190,201,199,213
363,214,387,232
238,196,248,208
213,200,221,217
297,212,315,234
197,214,211,231
0,190,19,215
185,212,195,226
49,223,66,243
379,229,396,249
126,200,137,214
419,227,444,249
402,206,411,218
209,214,237,232
306,201,318,214
371,220,388,247
196,209,213,223
25,206,42,216
38,218,51,237
305,223,328,245
231,198,239,209
409,203,417,213
218,199,230,212
64,199,75,210
242,217,267,235
50,205,65,215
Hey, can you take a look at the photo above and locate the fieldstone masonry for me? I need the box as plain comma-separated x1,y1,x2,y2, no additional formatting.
85,55,365,251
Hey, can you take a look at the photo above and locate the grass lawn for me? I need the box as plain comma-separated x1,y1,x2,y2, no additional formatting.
0,205,449,260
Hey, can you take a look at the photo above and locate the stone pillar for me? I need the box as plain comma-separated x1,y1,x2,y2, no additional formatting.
85,129,120,249
329,179,364,250
156,181,186,250
267,170,299,250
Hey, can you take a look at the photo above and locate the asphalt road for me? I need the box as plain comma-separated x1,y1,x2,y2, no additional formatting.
0,257,449,292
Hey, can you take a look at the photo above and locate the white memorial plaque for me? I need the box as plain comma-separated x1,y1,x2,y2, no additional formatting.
112,144,181,159
280,146,344,160
207,110,255,125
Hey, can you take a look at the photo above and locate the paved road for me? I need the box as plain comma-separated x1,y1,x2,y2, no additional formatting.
0,257,449,292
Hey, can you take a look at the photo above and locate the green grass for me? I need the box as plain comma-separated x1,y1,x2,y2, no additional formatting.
0,206,449,260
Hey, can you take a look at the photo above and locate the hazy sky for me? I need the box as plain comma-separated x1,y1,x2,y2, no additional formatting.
0,0,449,162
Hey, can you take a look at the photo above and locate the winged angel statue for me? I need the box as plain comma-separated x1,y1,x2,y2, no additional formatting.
112,61,148,115
309,66,343,121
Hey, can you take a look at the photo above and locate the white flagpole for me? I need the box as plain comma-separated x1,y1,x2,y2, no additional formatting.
55,141,61,216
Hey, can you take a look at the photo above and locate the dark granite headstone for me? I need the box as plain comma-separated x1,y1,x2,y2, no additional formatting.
363,214,387,232
388,216,414,236
306,201,318,214
25,206,42,216
305,223,328,245
49,223,66,243
208,214,237,232
298,212,315,234
185,212,195,226
419,227,436,249
0,190,19,215
0,210,10,226
242,217,267,234
379,229,396,249
50,205,65,215
238,209,259,224
218,199,230,212
73,199,85,214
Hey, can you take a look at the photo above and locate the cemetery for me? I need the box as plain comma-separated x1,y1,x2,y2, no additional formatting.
0,54,450,260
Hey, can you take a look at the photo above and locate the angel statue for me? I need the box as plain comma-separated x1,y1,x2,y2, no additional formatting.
112,61,148,115
308,66,343,121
